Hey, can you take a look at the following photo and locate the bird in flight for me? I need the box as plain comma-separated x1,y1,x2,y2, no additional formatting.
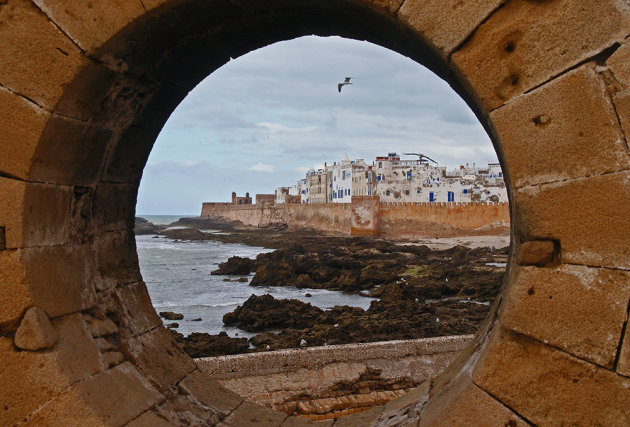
338,77,353,92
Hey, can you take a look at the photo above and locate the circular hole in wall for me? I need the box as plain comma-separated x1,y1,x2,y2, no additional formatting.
6,1,627,424
134,35,511,421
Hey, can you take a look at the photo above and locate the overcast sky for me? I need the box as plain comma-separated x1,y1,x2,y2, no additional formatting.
136,36,496,215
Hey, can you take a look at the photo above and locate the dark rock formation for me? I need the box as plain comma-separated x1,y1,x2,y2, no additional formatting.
211,256,258,275
161,228,209,240
134,217,166,235
169,330,249,358
229,288,490,351
223,294,323,331
159,311,184,320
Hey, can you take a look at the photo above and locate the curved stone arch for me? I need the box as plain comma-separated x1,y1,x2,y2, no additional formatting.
1,0,629,425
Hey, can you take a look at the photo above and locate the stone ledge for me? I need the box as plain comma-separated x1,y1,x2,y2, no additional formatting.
197,335,473,378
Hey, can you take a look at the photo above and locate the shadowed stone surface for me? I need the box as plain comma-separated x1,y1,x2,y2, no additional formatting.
1,0,629,424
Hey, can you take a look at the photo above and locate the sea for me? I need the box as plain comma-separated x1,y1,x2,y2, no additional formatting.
136,215,374,338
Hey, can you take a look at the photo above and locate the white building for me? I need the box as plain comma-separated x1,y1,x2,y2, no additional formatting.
274,187,290,204
299,177,309,204
373,153,443,203
283,152,508,205
351,159,374,197
374,153,507,203
330,154,353,203
306,168,329,204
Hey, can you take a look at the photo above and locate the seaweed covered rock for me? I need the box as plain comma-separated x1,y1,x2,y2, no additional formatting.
159,311,184,320
211,256,258,275
223,294,323,331
169,330,249,358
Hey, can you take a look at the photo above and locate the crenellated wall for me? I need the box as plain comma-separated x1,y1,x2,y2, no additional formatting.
379,201,510,239
200,198,510,239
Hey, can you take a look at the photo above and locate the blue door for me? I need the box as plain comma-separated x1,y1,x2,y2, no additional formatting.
429,192,434,202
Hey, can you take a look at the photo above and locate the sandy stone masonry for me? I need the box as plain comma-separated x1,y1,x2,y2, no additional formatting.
0,0,629,425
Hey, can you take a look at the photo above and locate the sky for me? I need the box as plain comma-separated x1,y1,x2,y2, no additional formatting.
136,36,496,215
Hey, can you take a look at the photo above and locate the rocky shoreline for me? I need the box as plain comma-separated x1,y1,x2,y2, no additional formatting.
136,217,508,358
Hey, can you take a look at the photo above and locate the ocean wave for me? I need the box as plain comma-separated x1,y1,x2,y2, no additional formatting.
154,302,238,309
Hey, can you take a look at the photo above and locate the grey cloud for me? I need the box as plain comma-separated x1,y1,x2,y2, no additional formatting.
138,36,495,214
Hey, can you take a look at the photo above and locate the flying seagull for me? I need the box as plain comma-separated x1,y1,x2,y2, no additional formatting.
338,77,353,92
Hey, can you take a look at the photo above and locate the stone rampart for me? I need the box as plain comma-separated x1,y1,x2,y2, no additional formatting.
200,198,510,238
202,202,352,233
197,336,472,421
379,201,510,239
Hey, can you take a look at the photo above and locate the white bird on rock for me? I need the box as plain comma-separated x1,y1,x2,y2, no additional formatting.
338,77,353,92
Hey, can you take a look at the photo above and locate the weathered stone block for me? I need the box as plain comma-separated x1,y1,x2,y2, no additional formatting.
95,337,114,351
491,64,629,188
514,171,630,270
127,410,175,427
28,115,114,186
155,393,222,425
131,83,190,132
223,401,287,426
91,182,137,233
26,362,162,426
23,246,96,317
0,249,31,328
0,313,104,425
333,406,383,426
53,60,122,122
0,178,72,249
367,0,403,15
119,326,196,393
23,244,97,318
282,415,315,426
93,230,141,291
452,0,630,112
473,328,630,424
607,41,630,87
618,320,630,377
103,351,124,368
516,240,556,267
32,0,146,55
102,125,159,184
419,374,525,426
14,306,58,350
179,370,243,417
84,314,119,337
501,265,630,368
613,87,630,144
0,87,49,179
398,0,503,57
52,313,107,376
113,282,162,337
139,0,171,10
0,0,89,112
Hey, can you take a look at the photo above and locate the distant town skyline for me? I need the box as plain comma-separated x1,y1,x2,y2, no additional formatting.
136,36,497,215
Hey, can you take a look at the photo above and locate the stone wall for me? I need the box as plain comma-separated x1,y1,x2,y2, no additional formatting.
197,336,471,421
379,201,510,239
1,0,629,425
201,198,510,239
201,202,352,234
